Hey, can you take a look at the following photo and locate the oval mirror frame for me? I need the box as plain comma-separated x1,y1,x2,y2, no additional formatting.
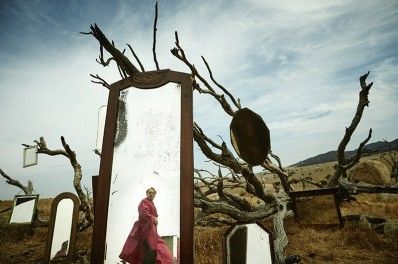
224,221,275,264
91,69,193,264
44,192,80,263
230,108,270,166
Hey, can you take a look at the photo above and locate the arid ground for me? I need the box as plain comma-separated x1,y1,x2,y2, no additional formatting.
1,153,397,263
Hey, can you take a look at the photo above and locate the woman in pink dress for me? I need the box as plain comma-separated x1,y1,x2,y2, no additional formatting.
119,187,173,264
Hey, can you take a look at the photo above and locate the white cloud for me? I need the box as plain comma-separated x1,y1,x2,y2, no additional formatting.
0,0,397,198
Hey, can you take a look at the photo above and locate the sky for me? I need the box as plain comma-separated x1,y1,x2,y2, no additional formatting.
0,0,397,199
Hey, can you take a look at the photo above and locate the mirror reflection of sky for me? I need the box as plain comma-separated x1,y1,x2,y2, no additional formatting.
105,83,180,263
1,0,398,199
50,198,74,259
9,196,37,223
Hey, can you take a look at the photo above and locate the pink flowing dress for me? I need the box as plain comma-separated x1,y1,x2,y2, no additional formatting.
119,198,173,264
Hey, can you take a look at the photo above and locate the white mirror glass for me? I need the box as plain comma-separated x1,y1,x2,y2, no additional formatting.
50,198,74,260
105,83,181,264
23,146,38,167
227,223,273,264
9,195,37,223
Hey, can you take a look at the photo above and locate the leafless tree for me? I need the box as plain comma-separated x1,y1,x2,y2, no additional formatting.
81,4,294,260
23,137,94,231
327,72,373,188
380,139,398,183
323,73,398,196
0,168,34,195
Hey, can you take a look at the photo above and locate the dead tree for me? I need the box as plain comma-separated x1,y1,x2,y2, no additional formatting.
327,72,373,187
323,73,398,197
0,168,34,195
380,139,398,183
0,168,49,226
82,10,293,262
0,169,35,214
23,136,94,230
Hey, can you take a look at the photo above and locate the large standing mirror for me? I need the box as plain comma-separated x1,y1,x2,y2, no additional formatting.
44,192,79,263
91,70,193,264
9,194,39,224
224,222,275,264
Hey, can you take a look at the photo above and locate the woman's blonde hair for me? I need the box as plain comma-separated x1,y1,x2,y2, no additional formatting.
146,187,157,194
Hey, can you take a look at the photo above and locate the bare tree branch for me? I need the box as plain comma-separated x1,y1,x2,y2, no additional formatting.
84,24,140,75
152,1,160,70
94,149,102,157
201,56,241,109
90,74,111,89
127,44,145,72
273,190,292,264
327,72,374,187
269,151,286,172
0,168,34,195
171,31,236,116
339,177,398,194
25,136,94,230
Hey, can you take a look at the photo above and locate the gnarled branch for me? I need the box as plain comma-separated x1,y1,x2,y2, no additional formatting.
0,168,34,195
327,72,373,187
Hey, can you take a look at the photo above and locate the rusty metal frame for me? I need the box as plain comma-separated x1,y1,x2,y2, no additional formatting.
90,69,193,264
44,192,80,263
290,187,343,226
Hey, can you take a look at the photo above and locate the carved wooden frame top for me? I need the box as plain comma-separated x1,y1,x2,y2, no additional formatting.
44,192,80,263
223,221,276,264
91,69,194,264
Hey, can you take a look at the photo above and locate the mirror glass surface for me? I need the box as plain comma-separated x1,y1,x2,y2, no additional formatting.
105,83,181,263
295,195,340,224
23,146,38,167
50,198,74,260
9,195,37,223
226,223,273,264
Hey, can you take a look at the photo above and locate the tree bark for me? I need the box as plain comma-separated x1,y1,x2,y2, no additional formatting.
327,72,373,187
0,168,34,194
25,137,94,230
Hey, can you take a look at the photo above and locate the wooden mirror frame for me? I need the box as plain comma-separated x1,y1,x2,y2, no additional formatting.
91,69,193,264
223,221,276,264
290,187,343,226
8,194,39,224
44,192,80,263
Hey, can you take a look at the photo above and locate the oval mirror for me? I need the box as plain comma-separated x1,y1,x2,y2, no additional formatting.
224,222,275,264
230,108,270,165
44,192,79,263
9,194,39,224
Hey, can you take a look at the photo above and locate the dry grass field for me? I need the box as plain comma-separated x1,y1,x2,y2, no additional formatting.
1,152,397,263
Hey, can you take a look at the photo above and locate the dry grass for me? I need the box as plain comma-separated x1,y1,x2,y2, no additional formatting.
1,152,397,263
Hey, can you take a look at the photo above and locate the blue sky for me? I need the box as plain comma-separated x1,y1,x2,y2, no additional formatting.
0,0,397,199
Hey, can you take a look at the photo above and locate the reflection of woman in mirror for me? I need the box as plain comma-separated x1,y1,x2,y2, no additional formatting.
53,240,68,259
119,187,173,264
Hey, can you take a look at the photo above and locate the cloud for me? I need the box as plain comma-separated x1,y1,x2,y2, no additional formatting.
0,0,397,198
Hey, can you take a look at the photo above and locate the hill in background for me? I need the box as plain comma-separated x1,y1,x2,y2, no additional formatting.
292,138,398,167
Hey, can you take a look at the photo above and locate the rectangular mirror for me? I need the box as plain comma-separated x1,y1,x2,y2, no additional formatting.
23,145,38,168
9,194,39,224
91,70,193,264
291,187,343,226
